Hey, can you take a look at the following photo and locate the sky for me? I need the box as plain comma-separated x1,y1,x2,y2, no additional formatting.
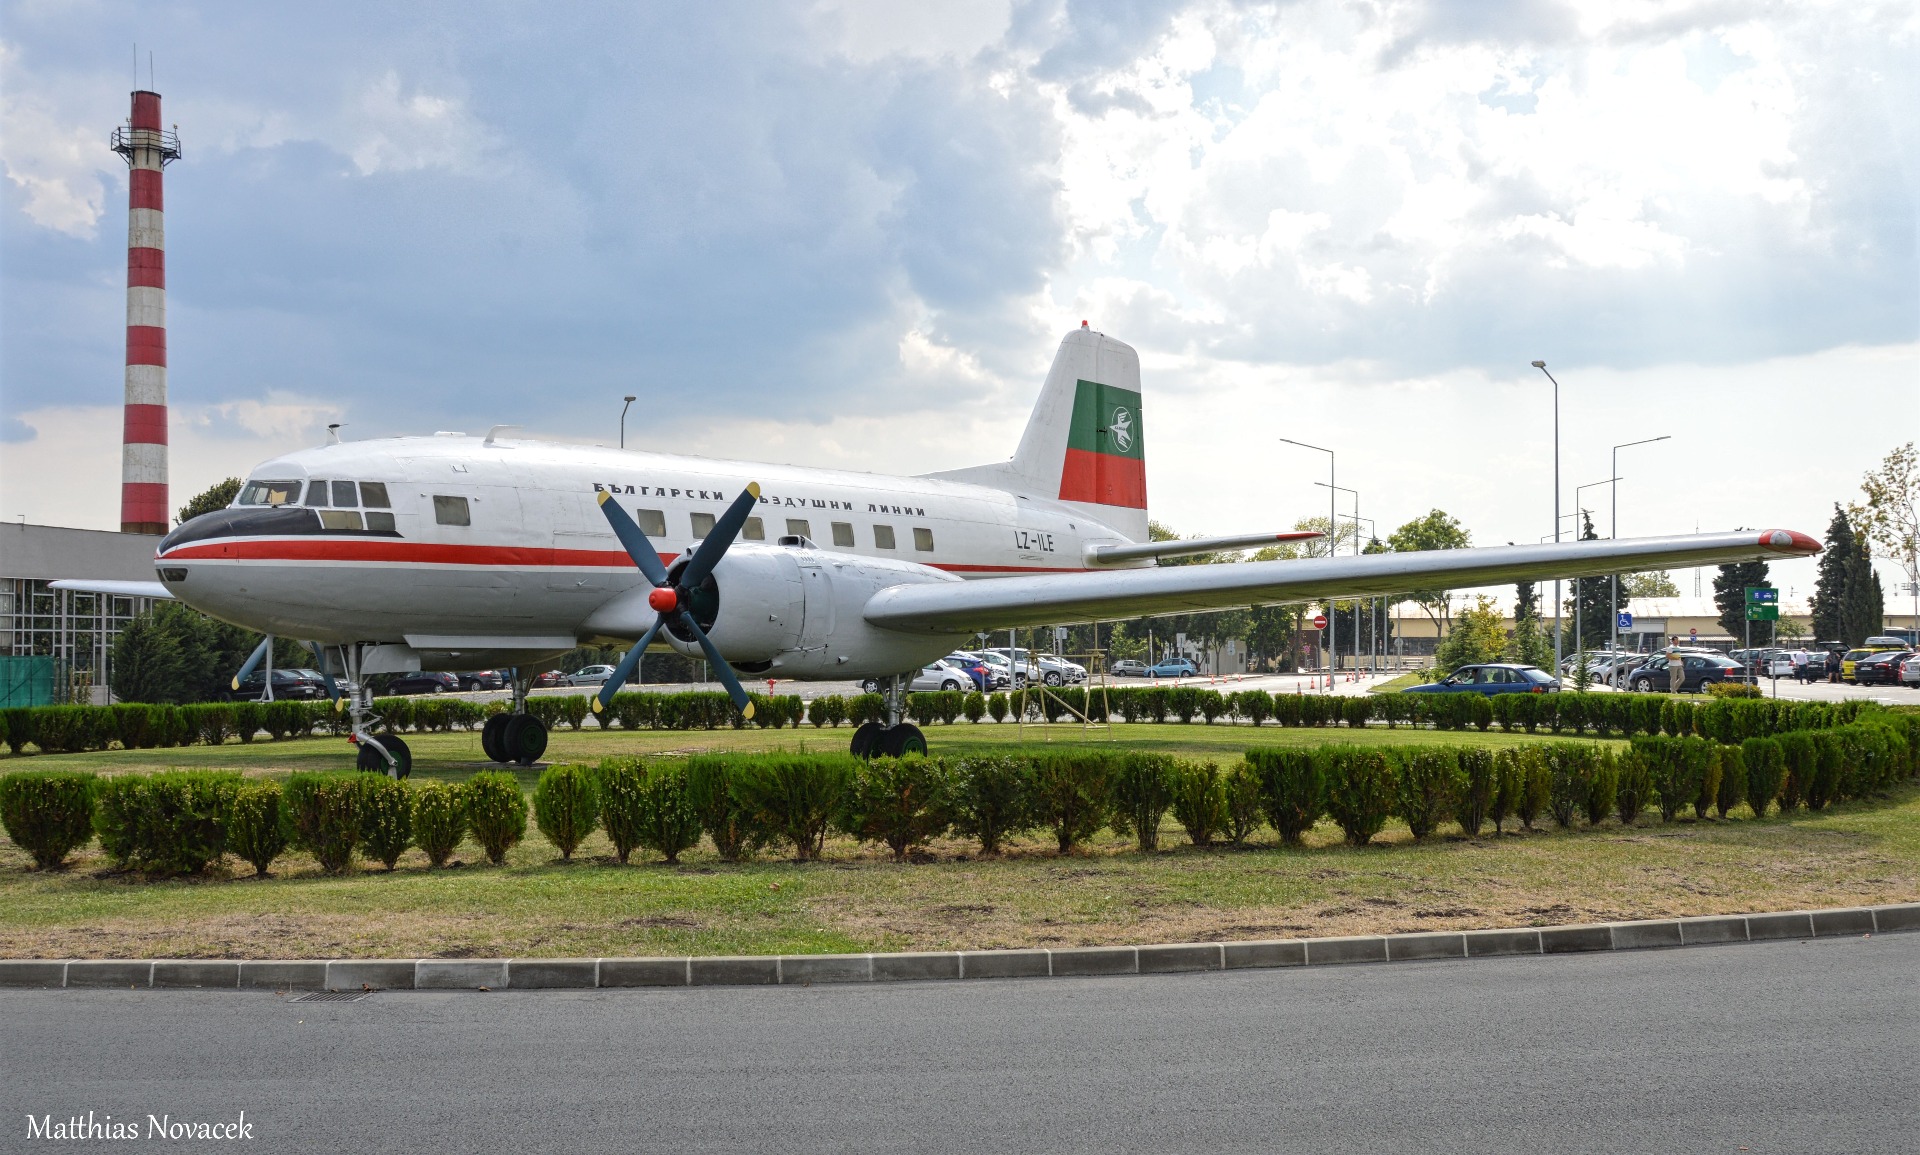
2,0,1916,604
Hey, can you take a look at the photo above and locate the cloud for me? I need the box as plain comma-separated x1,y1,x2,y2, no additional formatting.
0,415,37,442
0,41,119,237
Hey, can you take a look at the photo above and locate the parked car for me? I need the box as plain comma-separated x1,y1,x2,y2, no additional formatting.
1852,650,1914,686
224,668,328,701
1626,653,1748,694
943,652,997,691
1408,663,1559,695
972,651,1028,689
910,660,975,693
1900,654,1920,688
455,669,507,691
564,664,618,687
383,671,460,695
531,669,568,688
1110,659,1150,678
1145,657,1199,678
985,647,1083,686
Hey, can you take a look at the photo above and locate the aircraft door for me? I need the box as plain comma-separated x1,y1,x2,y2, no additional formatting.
797,556,834,653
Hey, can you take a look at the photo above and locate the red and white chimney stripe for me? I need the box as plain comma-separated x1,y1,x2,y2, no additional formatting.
117,90,176,535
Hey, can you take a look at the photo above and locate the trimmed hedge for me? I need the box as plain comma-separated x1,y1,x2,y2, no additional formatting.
285,773,366,874
225,781,288,875
92,771,241,874
411,780,468,867
0,770,97,869
532,764,600,861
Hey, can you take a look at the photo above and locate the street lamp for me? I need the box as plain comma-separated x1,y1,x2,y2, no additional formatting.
1570,477,1619,662
619,396,638,449
1610,435,1671,655
1315,480,1362,674
1281,437,1336,682
1531,361,1562,666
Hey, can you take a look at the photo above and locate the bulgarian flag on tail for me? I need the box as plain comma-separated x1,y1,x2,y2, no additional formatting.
1058,378,1146,509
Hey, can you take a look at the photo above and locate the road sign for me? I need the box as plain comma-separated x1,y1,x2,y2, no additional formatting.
1745,587,1778,603
1689,628,1698,638
1312,614,1328,630
1746,605,1780,621
1617,612,1633,629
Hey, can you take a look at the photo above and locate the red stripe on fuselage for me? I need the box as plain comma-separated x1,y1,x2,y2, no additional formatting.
1058,448,1146,509
159,538,1087,574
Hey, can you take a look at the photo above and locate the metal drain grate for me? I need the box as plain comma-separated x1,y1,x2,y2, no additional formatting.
293,990,373,1003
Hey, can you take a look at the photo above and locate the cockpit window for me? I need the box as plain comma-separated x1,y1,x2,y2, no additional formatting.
239,479,303,506
360,482,391,508
304,481,329,507
332,480,359,507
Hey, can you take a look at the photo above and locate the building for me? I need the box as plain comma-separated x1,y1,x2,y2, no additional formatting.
0,523,164,705
1384,591,1919,654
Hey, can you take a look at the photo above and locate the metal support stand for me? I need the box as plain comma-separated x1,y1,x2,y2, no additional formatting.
343,642,398,774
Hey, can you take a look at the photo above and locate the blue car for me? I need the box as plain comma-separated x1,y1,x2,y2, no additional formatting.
1146,658,1199,678
1408,663,1559,695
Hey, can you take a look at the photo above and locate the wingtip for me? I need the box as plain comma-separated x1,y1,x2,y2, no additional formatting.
1760,529,1821,554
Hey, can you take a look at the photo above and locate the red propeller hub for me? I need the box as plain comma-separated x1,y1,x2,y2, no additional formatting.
648,587,678,613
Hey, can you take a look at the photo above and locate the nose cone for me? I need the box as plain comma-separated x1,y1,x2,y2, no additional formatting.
1759,529,1821,555
648,587,678,613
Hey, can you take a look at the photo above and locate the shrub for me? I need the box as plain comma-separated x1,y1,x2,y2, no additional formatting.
1707,681,1762,699
285,773,366,874
963,691,987,724
411,780,468,867
91,771,240,874
1488,750,1518,833
593,758,647,863
222,781,287,875
630,761,704,864
1170,760,1228,847
359,777,414,869
906,693,938,728
1248,749,1323,845
1323,747,1395,846
1,707,32,754
1342,697,1373,729
1109,753,1177,851
0,770,97,869
685,755,767,862
1544,744,1584,829
608,692,657,732
1775,730,1815,813
466,771,529,865
1688,737,1722,820
848,693,887,727
949,755,1033,854
1614,748,1653,825
812,694,848,727
1742,737,1785,819
1806,731,1844,811
1236,691,1273,727
1394,750,1458,839
1713,745,1746,819
987,692,1009,723
1031,750,1112,854
1453,748,1494,836
1224,759,1264,844
1634,736,1699,822
1582,749,1619,827
733,753,856,861
1509,748,1551,831
532,764,600,861
840,755,952,861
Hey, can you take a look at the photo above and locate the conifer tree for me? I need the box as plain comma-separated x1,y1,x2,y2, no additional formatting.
1713,560,1771,644
1841,544,1883,645
1810,506,1855,643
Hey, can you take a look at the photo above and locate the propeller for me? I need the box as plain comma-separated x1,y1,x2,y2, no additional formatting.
592,484,761,720
232,637,271,692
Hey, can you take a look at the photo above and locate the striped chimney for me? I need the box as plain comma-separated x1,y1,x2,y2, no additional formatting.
110,91,181,535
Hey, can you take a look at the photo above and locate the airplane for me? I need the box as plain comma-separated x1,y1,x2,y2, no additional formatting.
59,324,1820,773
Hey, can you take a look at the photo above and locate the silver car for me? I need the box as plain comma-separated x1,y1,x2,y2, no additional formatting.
564,664,616,686
910,660,974,692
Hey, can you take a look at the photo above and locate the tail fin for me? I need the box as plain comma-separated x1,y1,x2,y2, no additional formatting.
927,325,1148,541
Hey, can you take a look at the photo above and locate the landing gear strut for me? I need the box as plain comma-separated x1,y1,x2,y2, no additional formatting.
485,668,546,766
849,673,925,758
336,643,411,779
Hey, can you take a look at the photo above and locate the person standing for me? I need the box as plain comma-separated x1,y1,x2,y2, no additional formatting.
1826,648,1842,684
1667,649,1686,695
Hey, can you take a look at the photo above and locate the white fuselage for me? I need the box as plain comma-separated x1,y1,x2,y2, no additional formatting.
155,434,1141,678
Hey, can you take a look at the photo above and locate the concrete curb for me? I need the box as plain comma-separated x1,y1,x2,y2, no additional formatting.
2,902,1912,993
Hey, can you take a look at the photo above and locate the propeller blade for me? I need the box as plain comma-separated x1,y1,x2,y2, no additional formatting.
232,637,271,691
678,609,754,719
595,492,671,586
678,483,762,591
592,616,663,714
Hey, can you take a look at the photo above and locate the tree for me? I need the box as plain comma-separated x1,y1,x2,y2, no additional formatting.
1563,512,1616,648
1621,571,1680,598
1505,580,1553,668
1851,442,1917,629
1842,546,1884,645
111,602,300,704
1713,560,1771,645
1386,510,1471,634
1810,506,1856,643
1433,596,1506,673
177,478,242,526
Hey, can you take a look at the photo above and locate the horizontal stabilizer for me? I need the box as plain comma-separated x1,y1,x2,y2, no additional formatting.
1088,531,1322,565
48,579,174,600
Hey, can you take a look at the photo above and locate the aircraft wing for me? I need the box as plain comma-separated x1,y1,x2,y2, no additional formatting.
48,579,175,601
863,529,1819,635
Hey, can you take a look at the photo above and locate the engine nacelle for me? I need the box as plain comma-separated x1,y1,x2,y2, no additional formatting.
577,544,970,679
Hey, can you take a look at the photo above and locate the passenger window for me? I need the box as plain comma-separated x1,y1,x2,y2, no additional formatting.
690,512,716,539
873,524,896,550
305,480,330,507
433,495,471,526
365,511,397,533
913,527,934,551
332,480,358,507
319,510,364,531
360,482,390,508
637,509,667,537
787,518,812,539
831,522,855,547
742,517,765,541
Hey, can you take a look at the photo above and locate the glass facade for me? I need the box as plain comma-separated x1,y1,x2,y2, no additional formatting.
0,578,156,704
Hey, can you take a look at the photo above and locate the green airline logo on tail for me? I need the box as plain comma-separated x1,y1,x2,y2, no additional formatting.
1066,380,1144,461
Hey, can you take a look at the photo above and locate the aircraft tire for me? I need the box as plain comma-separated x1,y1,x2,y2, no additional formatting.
504,715,548,766
356,734,412,778
481,714,510,763
879,724,926,758
849,721,886,759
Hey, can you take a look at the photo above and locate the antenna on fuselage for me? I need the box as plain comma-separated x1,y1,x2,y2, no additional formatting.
484,425,521,446
326,423,344,445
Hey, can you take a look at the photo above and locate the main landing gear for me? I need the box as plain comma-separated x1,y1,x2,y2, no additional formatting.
480,669,547,766
849,673,925,758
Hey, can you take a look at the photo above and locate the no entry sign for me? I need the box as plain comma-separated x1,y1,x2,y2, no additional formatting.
1312,614,1328,630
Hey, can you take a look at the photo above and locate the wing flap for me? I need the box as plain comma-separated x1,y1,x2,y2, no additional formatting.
864,530,1818,634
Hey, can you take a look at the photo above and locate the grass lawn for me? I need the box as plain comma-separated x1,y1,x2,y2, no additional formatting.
3,724,1915,960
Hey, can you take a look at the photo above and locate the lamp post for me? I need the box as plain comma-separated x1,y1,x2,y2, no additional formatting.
1610,435,1671,656
1531,361,1562,666
1315,480,1362,675
1353,514,1380,672
619,395,637,449
1570,477,1619,666
1282,437,1336,682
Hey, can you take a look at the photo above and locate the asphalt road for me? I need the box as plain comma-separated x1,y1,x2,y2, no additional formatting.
4,934,1915,1154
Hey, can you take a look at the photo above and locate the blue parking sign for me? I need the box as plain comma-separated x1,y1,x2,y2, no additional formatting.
1617,612,1633,629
